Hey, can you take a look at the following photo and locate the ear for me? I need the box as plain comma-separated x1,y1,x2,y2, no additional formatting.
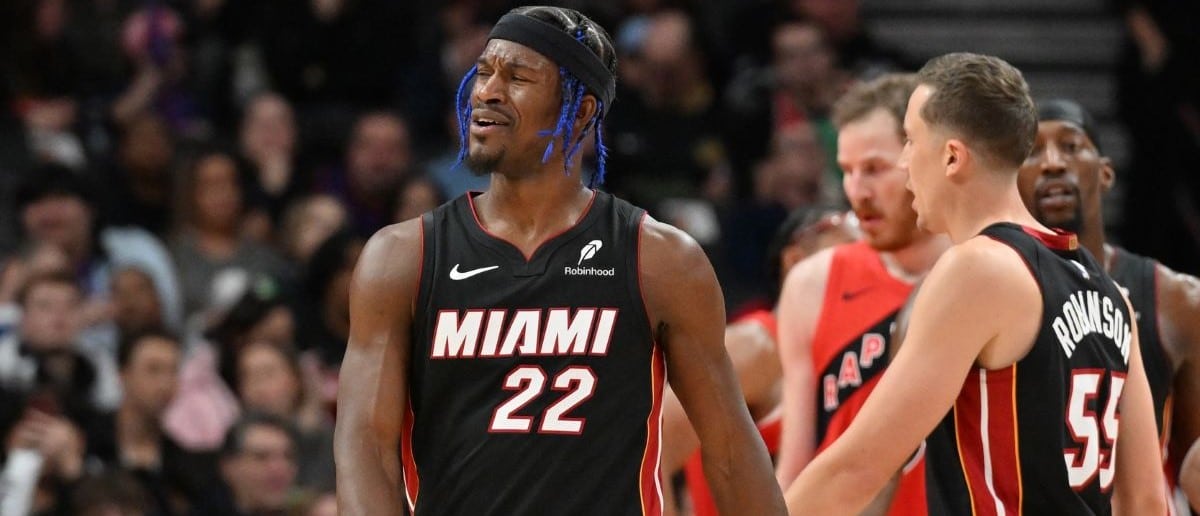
1098,156,1116,193
943,138,969,180
574,95,598,133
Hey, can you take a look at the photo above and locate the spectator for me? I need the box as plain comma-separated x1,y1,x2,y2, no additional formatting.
314,112,415,237
192,413,301,516
15,164,182,365
238,93,309,238
110,5,207,138
392,174,445,223
71,470,153,516
170,149,289,319
230,342,333,492
87,330,218,516
606,10,732,210
109,265,166,339
296,231,363,367
104,112,176,237
277,195,347,267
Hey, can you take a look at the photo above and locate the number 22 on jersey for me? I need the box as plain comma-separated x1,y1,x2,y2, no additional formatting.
490,366,597,435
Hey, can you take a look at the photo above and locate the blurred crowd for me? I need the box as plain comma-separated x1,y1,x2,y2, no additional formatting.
0,0,1196,515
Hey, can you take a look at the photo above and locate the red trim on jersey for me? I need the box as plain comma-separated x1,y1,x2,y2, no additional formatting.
736,308,778,342
1019,225,1078,251
401,396,419,512
639,343,665,516
954,367,1023,516
465,190,598,262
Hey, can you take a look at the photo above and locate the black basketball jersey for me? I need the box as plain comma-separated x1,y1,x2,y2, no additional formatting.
1108,246,1170,436
406,191,662,515
925,223,1134,516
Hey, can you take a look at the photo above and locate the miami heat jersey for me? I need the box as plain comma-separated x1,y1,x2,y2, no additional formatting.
1108,247,1169,436
683,309,782,516
809,241,926,516
925,223,1134,515
407,191,661,515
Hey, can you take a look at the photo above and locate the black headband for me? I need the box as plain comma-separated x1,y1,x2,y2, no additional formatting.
1037,99,1101,152
488,13,616,116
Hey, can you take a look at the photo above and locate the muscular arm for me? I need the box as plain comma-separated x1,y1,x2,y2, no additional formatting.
335,221,420,515
774,249,833,488
641,218,785,516
785,240,1035,514
1157,265,1200,510
1112,303,1169,516
1183,440,1200,511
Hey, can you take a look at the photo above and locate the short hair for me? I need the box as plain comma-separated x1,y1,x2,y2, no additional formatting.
220,412,297,458
915,53,1037,168
117,328,180,370
831,73,918,140
17,270,80,306
71,470,152,515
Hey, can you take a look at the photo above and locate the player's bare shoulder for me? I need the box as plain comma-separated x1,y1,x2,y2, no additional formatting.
351,219,424,310
637,217,721,325
1153,261,1200,364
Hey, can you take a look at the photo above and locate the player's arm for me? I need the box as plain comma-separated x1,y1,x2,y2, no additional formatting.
1156,265,1200,510
334,221,420,515
641,218,786,516
1112,294,1169,515
661,321,781,478
785,240,1029,514
774,249,833,488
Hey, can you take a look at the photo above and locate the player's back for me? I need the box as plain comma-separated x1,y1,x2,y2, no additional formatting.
1107,246,1170,435
407,192,660,515
925,223,1134,515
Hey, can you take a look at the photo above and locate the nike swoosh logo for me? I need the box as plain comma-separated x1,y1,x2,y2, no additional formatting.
449,264,500,280
841,286,875,301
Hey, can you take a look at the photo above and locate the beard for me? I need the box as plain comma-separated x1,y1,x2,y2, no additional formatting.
464,143,505,176
1033,197,1084,234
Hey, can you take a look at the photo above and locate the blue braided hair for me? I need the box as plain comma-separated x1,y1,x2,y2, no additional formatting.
453,29,611,188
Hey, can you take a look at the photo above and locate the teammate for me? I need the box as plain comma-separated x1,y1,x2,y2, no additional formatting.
333,6,784,516
1017,98,1200,512
784,52,1166,515
659,206,859,516
774,73,949,515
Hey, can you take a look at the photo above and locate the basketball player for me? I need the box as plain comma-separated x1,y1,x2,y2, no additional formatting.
784,52,1166,515
659,206,859,516
1017,98,1200,512
333,6,784,515
774,73,949,515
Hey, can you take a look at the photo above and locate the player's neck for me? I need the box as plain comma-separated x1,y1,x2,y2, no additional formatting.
945,181,1045,244
882,233,951,284
1077,220,1109,271
476,170,593,254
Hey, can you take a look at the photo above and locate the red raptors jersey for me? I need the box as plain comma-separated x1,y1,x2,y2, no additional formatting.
811,241,926,515
683,310,782,516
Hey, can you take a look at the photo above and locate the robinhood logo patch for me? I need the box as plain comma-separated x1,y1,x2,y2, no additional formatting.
566,240,615,276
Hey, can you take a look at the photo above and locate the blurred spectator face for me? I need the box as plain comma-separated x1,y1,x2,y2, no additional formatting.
237,343,300,417
111,268,164,335
222,424,297,512
121,7,184,67
282,196,347,263
837,108,921,251
442,24,491,82
757,122,825,210
120,335,180,416
36,0,67,40
792,0,860,41
348,114,411,196
245,307,295,350
1017,120,1111,234
120,114,174,180
640,12,701,104
393,177,442,223
20,279,81,352
192,154,243,233
772,22,834,95
240,94,296,164
22,194,92,259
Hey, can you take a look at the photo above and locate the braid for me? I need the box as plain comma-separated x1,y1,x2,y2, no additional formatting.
453,65,478,168
592,108,608,188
